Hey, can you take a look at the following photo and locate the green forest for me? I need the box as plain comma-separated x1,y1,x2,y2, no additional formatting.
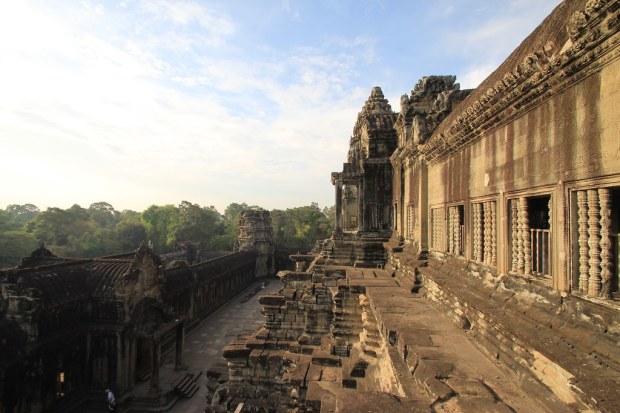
0,201,335,268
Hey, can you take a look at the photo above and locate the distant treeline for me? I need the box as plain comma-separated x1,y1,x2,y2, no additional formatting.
0,201,335,268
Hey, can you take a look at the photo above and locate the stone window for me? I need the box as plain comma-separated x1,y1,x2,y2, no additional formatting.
472,201,497,266
431,207,445,251
572,187,619,299
447,205,464,256
508,195,551,278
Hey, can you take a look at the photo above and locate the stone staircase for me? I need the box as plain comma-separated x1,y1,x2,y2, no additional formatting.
171,368,202,398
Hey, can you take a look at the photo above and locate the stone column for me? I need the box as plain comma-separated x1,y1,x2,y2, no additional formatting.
175,324,186,370
116,332,123,391
587,189,601,297
577,190,589,292
335,182,343,236
85,332,91,383
511,200,519,272
149,338,161,394
599,188,612,298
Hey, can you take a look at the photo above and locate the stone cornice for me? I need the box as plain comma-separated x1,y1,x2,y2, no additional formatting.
417,0,620,164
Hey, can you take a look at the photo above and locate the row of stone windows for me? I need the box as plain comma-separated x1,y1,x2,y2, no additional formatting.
430,196,550,278
428,187,620,297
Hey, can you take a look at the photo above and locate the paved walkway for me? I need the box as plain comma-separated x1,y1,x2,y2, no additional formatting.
165,279,280,413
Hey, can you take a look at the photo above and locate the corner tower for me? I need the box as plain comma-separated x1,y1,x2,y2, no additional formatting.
234,209,275,277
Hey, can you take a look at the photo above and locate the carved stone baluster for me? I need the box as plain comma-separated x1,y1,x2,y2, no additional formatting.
511,200,519,273
474,203,482,262
521,197,532,275
546,197,552,276
491,201,497,267
599,188,612,298
442,208,446,252
448,207,454,254
483,202,490,264
577,191,589,292
517,199,525,274
454,207,461,255
587,189,601,297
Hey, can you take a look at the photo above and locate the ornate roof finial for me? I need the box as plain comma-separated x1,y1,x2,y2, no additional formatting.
362,86,393,115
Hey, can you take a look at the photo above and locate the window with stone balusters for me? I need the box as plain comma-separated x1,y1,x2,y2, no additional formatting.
406,203,415,240
431,207,446,251
472,200,497,267
508,195,551,278
572,187,619,299
447,205,464,256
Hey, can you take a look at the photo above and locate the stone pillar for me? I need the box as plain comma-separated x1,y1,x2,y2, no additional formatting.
599,188,612,298
335,182,343,235
577,190,589,292
490,201,497,267
175,324,186,370
587,189,601,297
85,332,91,383
511,200,519,272
116,332,123,391
149,339,161,394
474,203,483,262
129,339,137,388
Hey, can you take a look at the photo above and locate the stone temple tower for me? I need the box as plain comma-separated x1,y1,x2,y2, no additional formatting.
329,86,398,267
234,209,275,278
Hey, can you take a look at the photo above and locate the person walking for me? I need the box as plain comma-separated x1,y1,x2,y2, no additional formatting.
105,388,116,411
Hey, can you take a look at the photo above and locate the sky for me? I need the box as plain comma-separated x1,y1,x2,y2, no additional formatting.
0,0,562,214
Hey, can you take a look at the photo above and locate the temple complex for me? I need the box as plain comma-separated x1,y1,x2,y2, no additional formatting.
2,0,620,412
209,1,620,412
327,86,398,267
0,210,274,413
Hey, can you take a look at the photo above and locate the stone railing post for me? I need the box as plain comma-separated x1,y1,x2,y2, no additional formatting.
577,190,589,292
491,201,497,267
474,203,483,262
521,197,532,275
599,188,612,298
511,200,519,272
587,189,601,297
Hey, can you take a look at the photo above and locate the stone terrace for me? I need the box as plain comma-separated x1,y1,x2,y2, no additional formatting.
211,262,573,412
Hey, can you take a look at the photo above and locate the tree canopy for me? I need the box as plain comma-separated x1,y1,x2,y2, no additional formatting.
0,201,334,268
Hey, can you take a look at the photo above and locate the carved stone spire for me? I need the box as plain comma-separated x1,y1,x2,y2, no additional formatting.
361,86,393,115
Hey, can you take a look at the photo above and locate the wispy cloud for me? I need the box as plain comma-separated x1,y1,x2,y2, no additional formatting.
0,0,562,212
